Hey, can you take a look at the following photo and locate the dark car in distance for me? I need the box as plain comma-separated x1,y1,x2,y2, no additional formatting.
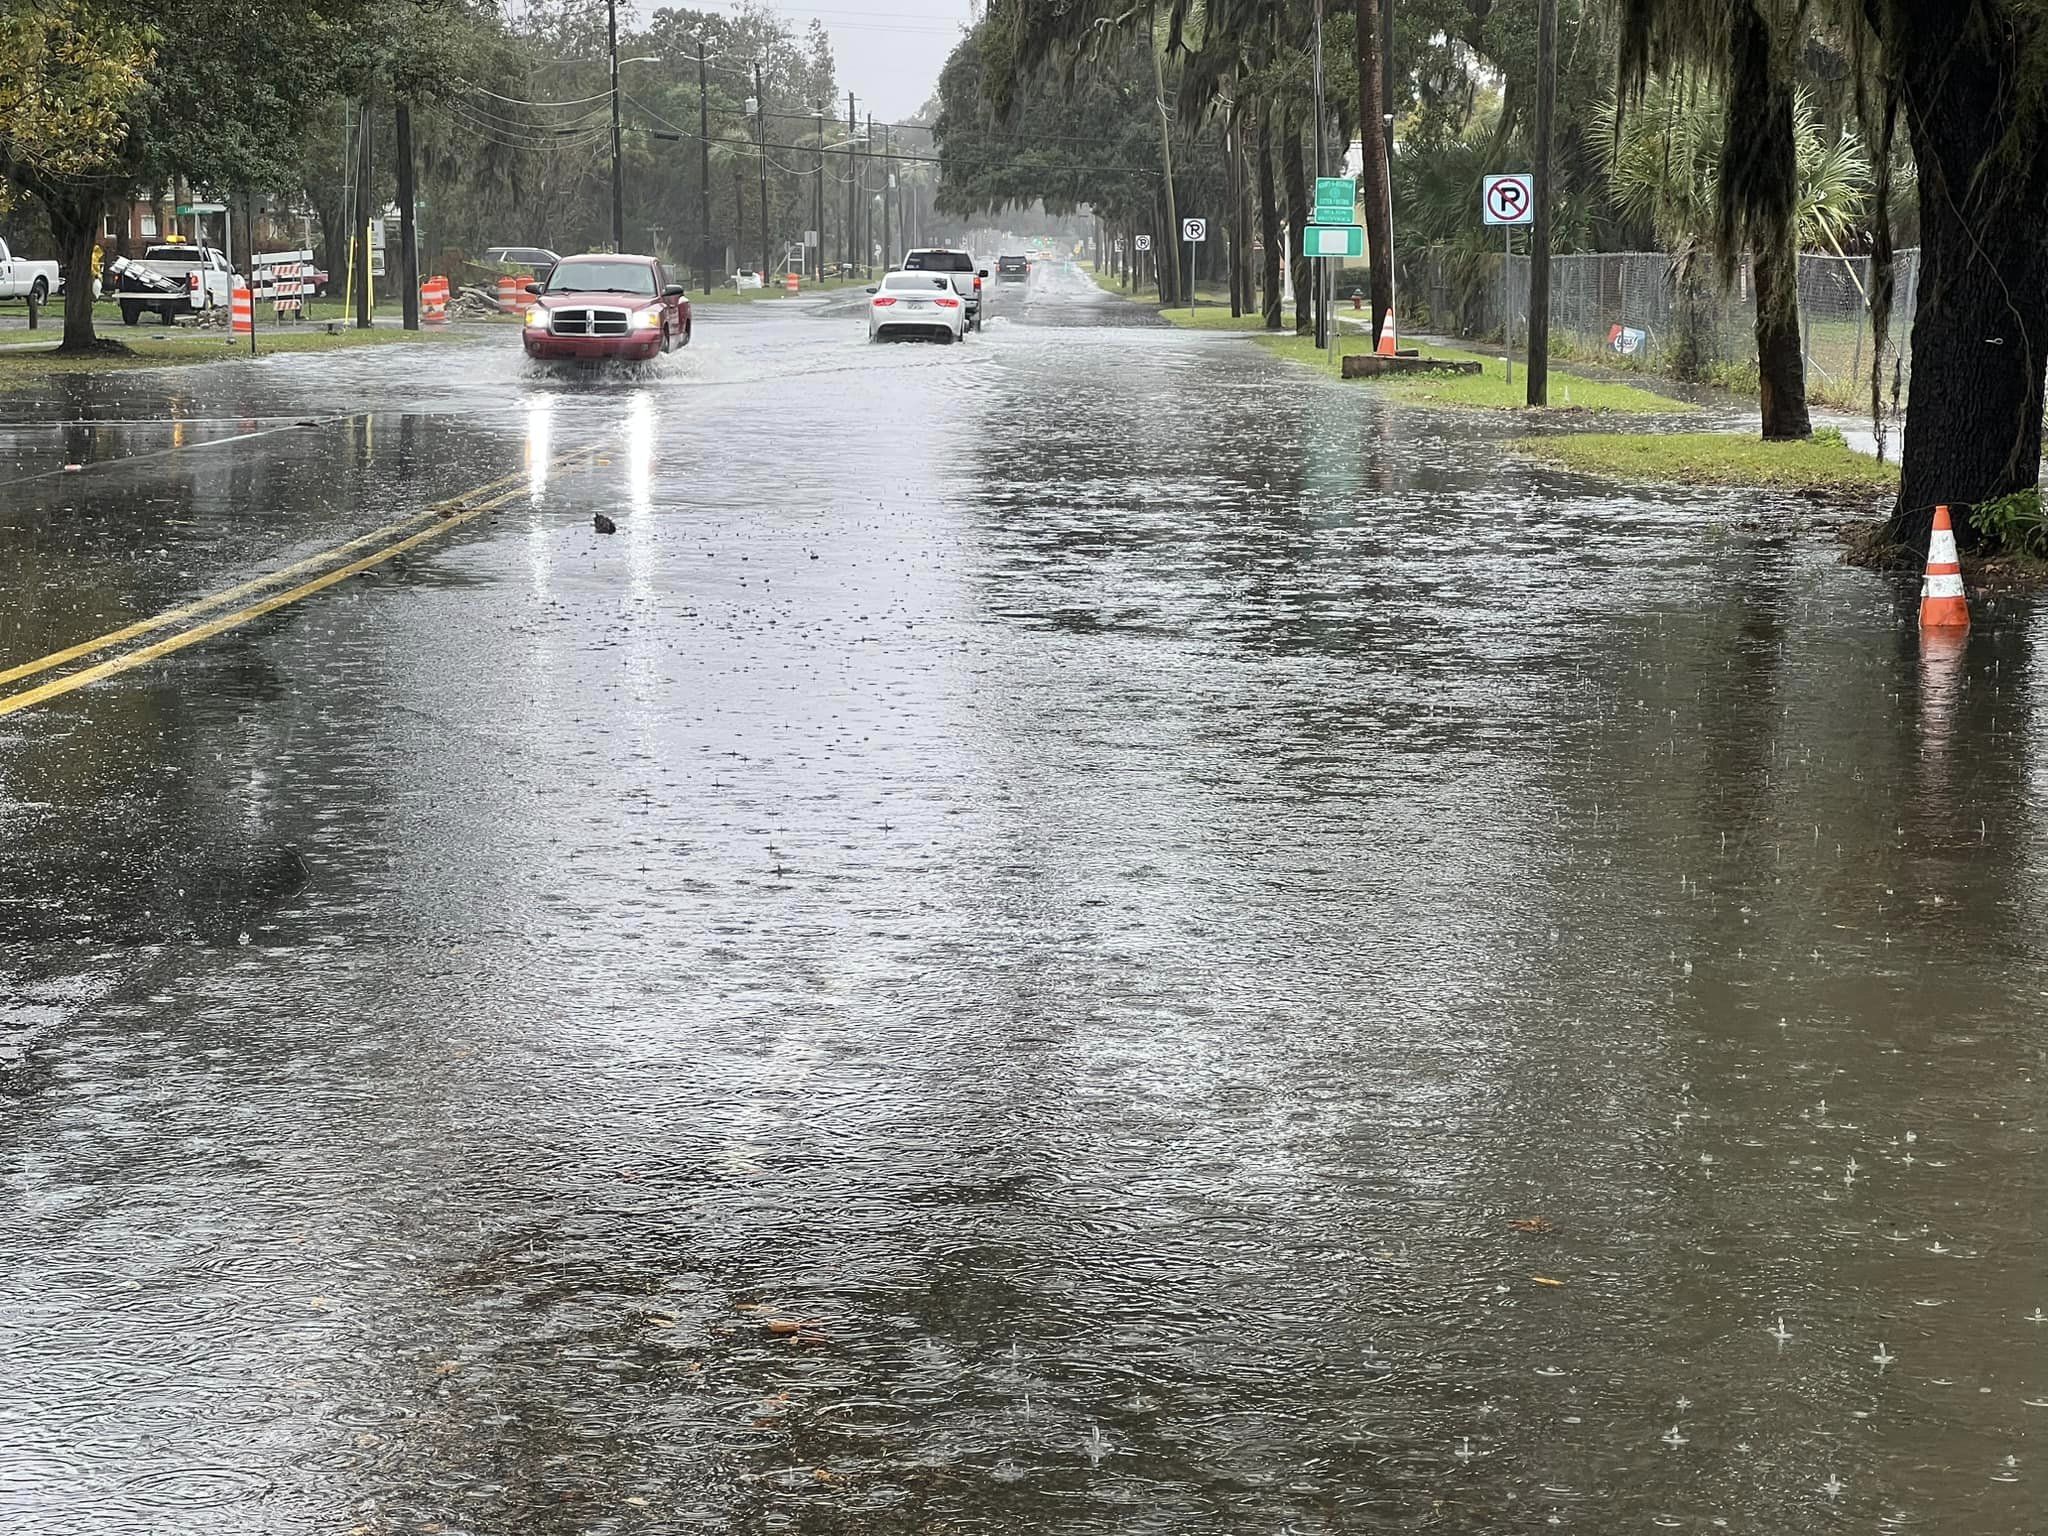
996,254,1030,283
521,254,691,362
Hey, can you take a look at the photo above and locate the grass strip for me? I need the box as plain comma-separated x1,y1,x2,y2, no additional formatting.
0,326,467,386
1254,334,1685,414
1509,429,1899,491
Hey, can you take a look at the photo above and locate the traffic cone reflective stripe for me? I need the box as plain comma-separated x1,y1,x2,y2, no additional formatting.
1919,504,1970,630
1375,312,1397,357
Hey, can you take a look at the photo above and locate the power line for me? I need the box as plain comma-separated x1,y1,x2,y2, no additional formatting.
468,84,616,109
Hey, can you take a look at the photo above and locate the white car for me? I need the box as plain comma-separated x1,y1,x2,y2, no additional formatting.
867,270,965,343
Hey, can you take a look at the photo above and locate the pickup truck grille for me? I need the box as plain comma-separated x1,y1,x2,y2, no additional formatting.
549,307,630,336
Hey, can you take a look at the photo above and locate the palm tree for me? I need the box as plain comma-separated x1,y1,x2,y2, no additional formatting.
1598,76,1869,270
1618,0,1813,440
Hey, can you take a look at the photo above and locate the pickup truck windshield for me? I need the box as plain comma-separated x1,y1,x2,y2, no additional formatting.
545,261,657,296
902,251,974,272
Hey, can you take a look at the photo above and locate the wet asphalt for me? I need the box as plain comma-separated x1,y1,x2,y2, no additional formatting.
0,262,2043,1534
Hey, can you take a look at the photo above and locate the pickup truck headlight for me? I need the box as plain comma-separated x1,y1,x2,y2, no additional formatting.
631,305,664,331
524,305,546,327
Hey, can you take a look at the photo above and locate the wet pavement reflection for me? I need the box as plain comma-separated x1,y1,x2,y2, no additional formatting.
1,263,2043,1534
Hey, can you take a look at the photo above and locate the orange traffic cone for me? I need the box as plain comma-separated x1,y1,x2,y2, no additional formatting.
1918,504,1970,631
1375,311,1397,357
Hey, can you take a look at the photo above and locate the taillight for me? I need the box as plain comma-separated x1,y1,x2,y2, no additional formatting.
935,297,960,308
973,276,983,290
872,296,897,307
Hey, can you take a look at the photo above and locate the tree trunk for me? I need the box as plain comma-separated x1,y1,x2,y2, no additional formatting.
1878,1,2048,553
44,183,107,353
1752,235,1810,439
1281,111,1311,334
1719,4,1808,439
1257,100,1282,330
1235,122,1252,315
1149,5,1179,309
1354,0,1393,341
1226,91,1242,318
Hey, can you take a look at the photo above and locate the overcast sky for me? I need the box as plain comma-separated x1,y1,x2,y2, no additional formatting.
633,2,974,124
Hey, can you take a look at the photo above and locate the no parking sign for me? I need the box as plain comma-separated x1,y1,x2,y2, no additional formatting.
1482,174,1534,226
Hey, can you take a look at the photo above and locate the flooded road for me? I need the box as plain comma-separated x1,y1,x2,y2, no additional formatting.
1,263,2042,1534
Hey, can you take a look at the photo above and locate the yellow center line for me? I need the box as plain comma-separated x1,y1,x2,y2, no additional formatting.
0,457,574,692
0,446,602,721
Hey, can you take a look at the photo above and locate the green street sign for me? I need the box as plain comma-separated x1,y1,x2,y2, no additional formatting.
1312,177,1356,223
1302,223,1364,258
177,202,226,216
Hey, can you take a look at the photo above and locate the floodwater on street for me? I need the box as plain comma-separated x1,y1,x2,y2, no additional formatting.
0,262,2042,1534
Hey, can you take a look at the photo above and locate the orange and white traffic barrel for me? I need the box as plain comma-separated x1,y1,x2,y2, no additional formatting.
422,276,449,325
1919,504,1970,631
230,281,253,335
496,274,525,312
785,271,800,294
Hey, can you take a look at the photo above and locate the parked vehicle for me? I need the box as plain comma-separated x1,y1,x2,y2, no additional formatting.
485,245,559,285
899,248,989,331
0,239,62,306
109,242,237,326
522,253,690,363
866,270,965,343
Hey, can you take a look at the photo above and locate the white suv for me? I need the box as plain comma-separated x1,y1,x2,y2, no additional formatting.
899,248,988,331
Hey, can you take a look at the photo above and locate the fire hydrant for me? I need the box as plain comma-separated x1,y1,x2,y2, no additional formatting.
1350,288,1364,311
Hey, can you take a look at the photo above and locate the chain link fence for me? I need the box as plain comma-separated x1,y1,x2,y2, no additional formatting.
1399,246,1919,413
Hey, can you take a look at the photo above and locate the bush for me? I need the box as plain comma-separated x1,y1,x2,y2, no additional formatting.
1970,489,2048,558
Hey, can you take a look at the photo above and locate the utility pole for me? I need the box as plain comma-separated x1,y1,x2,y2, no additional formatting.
814,105,825,280
1381,0,1398,335
355,96,373,330
881,121,891,268
755,61,768,282
607,0,624,252
1311,0,1327,350
1526,0,1555,405
846,93,857,277
698,40,711,292
396,100,419,330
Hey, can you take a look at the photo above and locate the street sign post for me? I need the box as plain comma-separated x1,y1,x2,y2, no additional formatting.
1303,224,1364,259
1312,177,1356,224
1482,174,1535,383
1180,218,1205,316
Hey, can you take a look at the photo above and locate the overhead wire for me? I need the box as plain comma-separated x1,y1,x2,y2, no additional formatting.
467,84,616,109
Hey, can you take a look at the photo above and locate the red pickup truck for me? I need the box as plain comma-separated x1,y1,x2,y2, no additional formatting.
521,253,691,362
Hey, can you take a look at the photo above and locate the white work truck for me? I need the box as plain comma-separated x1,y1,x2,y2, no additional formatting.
0,238,62,307
109,242,237,325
